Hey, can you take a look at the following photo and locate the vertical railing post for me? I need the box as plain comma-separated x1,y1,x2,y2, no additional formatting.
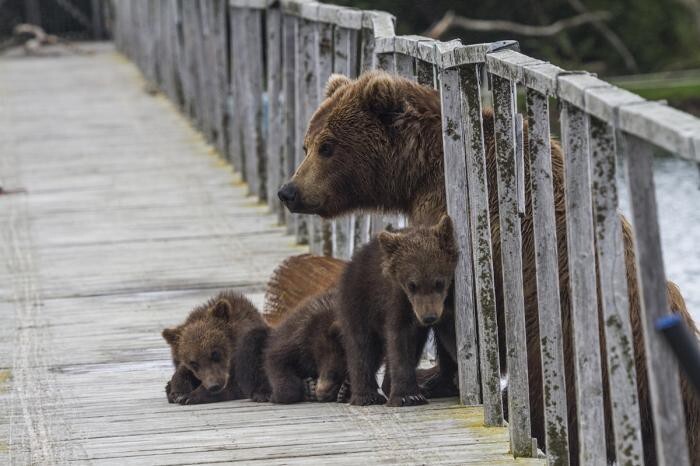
331,9,362,259
458,62,504,426
491,73,532,457
437,52,481,406
622,131,690,466
589,115,644,465
560,101,607,464
525,87,570,464
281,12,298,234
267,6,284,222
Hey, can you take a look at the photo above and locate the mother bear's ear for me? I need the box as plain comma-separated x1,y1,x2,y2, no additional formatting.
325,74,352,98
360,72,405,125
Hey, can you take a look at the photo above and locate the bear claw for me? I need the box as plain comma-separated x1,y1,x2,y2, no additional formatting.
336,380,351,403
303,377,318,402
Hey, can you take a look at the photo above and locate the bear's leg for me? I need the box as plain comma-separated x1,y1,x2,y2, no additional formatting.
234,326,271,402
266,348,307,404
386,324,428,407
345,330,386,406
166,365,200,403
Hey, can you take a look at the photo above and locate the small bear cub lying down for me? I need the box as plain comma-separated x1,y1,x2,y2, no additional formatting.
162,291,271,404
264,288,349,404
339,215,458,407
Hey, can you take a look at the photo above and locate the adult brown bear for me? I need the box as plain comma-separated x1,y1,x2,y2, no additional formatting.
276,70,699,464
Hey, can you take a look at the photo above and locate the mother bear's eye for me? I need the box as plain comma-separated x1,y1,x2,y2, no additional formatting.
318,141,334,158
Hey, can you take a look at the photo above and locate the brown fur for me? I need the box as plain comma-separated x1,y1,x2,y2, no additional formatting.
338,216,458,407
277,70,700,463
264,289,347,403
162,290,271,404
263,253,346,326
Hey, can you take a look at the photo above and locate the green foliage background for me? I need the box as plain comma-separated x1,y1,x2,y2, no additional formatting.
335,0,700,76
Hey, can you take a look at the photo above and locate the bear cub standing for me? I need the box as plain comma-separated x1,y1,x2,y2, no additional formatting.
339,215,458,407
265,289,349,404
162,290,270,404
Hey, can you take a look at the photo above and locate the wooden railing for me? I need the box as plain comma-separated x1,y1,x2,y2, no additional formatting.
112,1,699,464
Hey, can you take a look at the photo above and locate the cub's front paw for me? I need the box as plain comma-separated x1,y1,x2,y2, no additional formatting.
350,391,387,406
387,392,428,407
175,391,208,405
419,375,458,399
251,391,270,403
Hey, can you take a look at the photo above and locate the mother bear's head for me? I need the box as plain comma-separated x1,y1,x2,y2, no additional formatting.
277,71,442,220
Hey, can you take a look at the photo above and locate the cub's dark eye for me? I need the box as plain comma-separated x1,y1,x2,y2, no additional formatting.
211,351,221,362
318,141,334,158
189,361,199,370
434,279,445,292
407,282,417,294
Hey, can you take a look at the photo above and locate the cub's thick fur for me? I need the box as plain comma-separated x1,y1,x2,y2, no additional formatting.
339,215,458,407
162,290,270,404
264,289,347,404
277,71,700,463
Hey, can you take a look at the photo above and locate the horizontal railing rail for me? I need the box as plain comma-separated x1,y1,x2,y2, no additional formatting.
112,1,700,464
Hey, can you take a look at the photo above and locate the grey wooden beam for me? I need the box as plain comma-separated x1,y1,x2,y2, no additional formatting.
525,88,570,464
622,132,691,466
491,73,532,458
560,103,607,465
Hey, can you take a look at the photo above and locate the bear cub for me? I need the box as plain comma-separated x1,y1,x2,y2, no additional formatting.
265,289,349,404
162,290,270,404
339,215,458,407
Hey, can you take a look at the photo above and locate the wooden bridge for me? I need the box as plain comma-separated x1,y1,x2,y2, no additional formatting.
2,0,700,464
0,43,540,465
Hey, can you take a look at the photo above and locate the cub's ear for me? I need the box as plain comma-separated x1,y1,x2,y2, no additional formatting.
378,231,403,257
434,215,456,252
325,74,352,98
162,327,180,346
361,73,405,125
328,321,342,340
211,299,231,321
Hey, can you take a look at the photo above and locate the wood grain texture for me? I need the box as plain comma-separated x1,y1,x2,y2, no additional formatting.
622,132,691,466
491,74,532,458
560,103,607,465
525,89,570,464
459,64,503,427
589,117,644,466
439,68,481,406
266,7,284,222
0,42,540,466
282,13,298,234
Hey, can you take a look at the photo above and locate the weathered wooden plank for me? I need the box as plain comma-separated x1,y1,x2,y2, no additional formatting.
416,59,435,87
267,7,284,222
308,19,334,256
589,116,644,465
560,103,606,465
331,25,359,260
458,64,503,427
282,13,298,233
525,88,570,464
229,5,246,172
243,8,267,200
491,73,532,457
622,132,691,466
395,53,414,80
439,67,481,406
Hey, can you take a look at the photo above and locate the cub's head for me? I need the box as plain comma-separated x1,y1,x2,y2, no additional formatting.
378,215,458,326
278,71,413,218
161,299,235,393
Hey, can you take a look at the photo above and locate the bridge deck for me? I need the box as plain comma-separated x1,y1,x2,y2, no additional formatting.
0,43,542,465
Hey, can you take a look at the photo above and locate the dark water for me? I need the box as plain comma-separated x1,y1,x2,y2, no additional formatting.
618,155,700,323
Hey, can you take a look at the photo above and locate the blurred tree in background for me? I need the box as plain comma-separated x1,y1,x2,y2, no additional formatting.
335,0,700,76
